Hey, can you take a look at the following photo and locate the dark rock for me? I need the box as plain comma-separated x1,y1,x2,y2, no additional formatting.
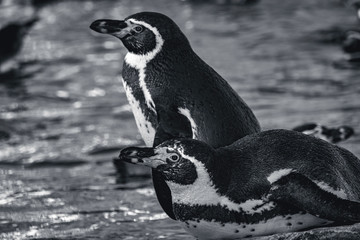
0,130,11,141
251,223,360,240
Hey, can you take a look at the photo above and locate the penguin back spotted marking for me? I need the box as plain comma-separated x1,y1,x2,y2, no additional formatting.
179,213,331,240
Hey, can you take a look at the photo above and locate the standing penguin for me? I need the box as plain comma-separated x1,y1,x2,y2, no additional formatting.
90,12,260,219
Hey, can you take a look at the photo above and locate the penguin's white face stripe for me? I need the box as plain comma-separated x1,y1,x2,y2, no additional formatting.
166,153,275,214
182,214,331,239
267,169,294,184
178,107,198,139
121,77,155,146
124,18,164,113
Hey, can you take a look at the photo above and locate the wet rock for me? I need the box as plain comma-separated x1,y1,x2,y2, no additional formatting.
87,145,126,155
112,157,151,184
311,26,348,44
37,133,62,141
0,16,39,73
26,158,88,168
252,223,360,240
0,130,11,141
187,0,261,5
333,58,360,69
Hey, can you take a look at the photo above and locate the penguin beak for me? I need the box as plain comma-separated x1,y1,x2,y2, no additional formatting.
90,19,131,38
117,147,166,168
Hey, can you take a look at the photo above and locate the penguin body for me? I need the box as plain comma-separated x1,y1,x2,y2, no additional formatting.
90,12,260,219
119,129,360,239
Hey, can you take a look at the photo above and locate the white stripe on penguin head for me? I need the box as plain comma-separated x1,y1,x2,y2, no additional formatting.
124,19,165,113
124,19,164,66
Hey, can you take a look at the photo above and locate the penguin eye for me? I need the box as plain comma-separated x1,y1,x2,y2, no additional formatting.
134,26,143,33
167,153,180,163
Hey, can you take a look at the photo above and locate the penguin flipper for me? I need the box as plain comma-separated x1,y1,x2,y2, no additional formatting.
152,170,177,220
152,107,193,220
153,107,193,146
268,172,360,223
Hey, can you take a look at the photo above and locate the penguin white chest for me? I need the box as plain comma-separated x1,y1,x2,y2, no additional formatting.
121,78,156,147
180,213,331,240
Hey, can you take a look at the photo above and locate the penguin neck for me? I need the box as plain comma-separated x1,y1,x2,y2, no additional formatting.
123,40,195,112
125,39,194,69
123,34,164,113
124,43,164,70
209,147,253,198
165,152,243,211
165,154,220,204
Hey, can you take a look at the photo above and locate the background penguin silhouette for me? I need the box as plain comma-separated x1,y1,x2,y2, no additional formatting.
118,129,360,239
342,30,360,64
90,12,261,219
188,0,261,5
0,16,38,73
351,1,360,21
292,122,355,143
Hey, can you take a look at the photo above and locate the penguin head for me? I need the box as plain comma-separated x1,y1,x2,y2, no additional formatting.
90,12,189,55
118,139,215,185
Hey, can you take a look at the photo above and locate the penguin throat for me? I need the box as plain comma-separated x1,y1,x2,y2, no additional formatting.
159,161,198,185
124,19,164,113
165,154,214,197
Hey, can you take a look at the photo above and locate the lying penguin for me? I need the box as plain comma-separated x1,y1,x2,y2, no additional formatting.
118,129,360,239
292,122,355,144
